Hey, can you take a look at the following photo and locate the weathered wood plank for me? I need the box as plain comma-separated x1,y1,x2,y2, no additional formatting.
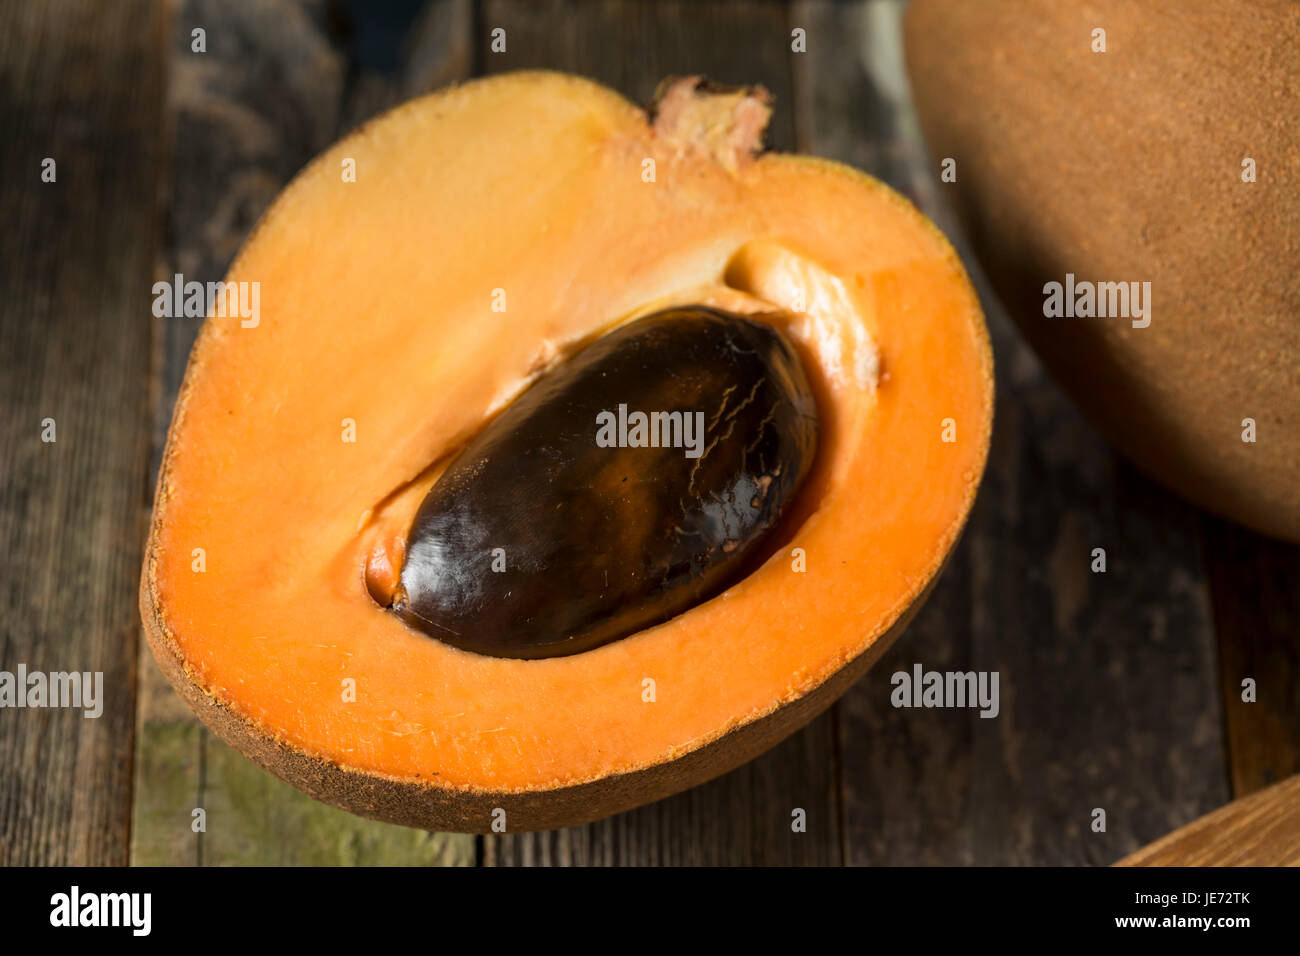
479,0,796,150
795,0,1229,864
478,0,841,866
0,0,164,865
131,0,474,866
198,729,472,865
336,0,473,131
1203,518,1300,798
130,653,204,865
1118,773,1300,866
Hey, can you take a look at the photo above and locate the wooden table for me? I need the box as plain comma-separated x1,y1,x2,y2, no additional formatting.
3,0,1297,866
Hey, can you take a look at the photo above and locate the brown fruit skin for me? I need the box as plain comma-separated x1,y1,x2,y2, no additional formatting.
905,0,1300,540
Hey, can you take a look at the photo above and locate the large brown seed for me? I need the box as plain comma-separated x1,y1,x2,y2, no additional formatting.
394,306,818,658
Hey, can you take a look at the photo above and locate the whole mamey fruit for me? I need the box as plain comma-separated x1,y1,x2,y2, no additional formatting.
906,0,1300,539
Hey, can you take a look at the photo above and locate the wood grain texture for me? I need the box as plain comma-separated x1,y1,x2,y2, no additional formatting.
1118,774,1300,866
131,0,474,866
479,0,796,151
477,0,842,865
1203,518,1300,798
796,0,1229,864
0,0,164,866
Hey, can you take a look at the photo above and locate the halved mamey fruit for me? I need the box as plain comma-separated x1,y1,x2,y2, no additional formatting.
141,72,993,832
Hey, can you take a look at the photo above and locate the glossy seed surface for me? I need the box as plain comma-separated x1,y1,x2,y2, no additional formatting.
395,306,818,658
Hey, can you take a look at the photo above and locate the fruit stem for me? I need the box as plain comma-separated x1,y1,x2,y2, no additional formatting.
650,76,773,173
